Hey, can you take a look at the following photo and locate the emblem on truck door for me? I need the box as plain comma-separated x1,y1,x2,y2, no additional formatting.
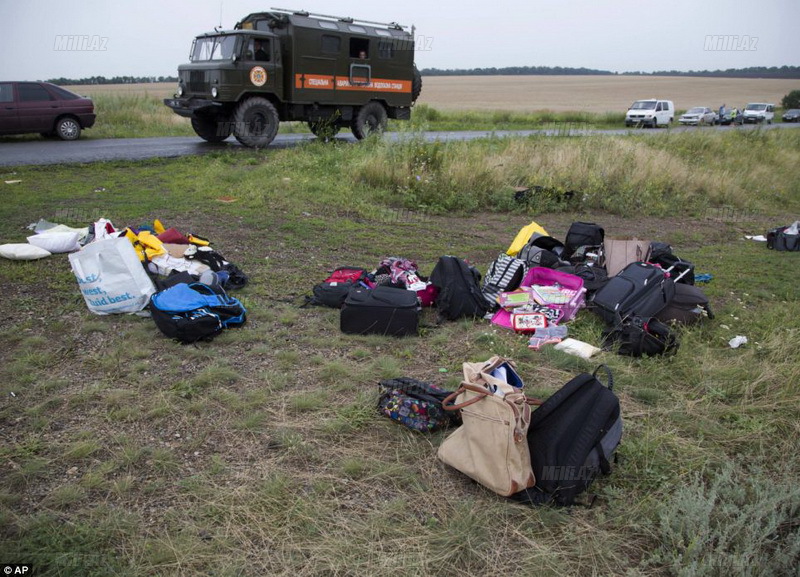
249,66,267,87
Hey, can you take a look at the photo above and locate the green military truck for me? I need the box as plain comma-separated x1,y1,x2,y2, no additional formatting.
164,8,422,147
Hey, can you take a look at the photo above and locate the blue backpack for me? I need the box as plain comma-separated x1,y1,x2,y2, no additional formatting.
149,282,246,343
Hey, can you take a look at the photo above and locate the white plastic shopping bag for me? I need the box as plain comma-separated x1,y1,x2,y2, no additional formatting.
68,237,156,315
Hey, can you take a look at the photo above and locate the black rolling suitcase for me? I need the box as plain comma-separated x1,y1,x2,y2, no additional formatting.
340,286,420,336
592,262,677,324
648,242,695,285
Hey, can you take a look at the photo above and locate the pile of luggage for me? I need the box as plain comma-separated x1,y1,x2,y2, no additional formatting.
307,220,714,358
499,220,714,357
65,218,249,344
306,256,489,337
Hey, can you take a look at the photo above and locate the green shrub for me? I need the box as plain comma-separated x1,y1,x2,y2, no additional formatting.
642,463,800,577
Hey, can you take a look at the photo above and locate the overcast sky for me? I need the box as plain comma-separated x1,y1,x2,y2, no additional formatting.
1,0,798,80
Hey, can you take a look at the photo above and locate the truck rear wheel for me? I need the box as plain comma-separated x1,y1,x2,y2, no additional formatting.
411,66,422,103
351,102,388,140
233,97,279,148
191,117,232,143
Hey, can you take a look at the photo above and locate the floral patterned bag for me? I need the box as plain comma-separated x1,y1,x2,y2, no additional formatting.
378,377,460,433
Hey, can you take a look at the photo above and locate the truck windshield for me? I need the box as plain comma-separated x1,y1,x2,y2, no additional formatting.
630,101,657,110
745,104,766,111
191,36,237,61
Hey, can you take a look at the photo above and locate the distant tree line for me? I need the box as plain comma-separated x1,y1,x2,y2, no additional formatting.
45,76,178,85
622,66,800,79
421,66,614,76
421,65,800,79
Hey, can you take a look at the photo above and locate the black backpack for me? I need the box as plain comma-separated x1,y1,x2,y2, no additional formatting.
518,234,568,269
601,315,680,357
556,263,609,295
429,256,488,321
149,282,247,344
512,366,621,507
565,221,605,258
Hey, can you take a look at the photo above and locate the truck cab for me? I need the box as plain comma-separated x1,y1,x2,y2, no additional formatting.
164,9,422,147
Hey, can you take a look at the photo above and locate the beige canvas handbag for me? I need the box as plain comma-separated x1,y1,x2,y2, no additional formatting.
437,357,540,496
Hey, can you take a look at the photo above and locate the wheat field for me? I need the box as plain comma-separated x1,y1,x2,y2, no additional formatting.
67,75,798,113
417,75,798,112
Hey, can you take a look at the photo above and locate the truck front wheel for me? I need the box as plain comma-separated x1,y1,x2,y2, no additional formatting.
351,102,388,140
191,117,232,143
233,97,279,148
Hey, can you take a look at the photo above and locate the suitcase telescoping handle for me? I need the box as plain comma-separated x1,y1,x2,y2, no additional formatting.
661,264,691,283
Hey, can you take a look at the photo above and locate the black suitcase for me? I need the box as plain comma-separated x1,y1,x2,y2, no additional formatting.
648,242,695,285
654,283,713,324
767,227,800,251
592,262,676,324
340,286,420,336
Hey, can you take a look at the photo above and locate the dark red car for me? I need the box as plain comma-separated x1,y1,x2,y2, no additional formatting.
0,81,96,140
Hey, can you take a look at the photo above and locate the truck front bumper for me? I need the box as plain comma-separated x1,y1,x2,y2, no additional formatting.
163,97,223,118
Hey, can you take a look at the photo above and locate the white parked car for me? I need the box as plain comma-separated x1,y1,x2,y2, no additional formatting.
625,99,675,128
742,103,775,124
679,107,717,126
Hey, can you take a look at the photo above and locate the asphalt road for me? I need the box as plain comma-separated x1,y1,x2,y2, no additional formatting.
1,123,797,167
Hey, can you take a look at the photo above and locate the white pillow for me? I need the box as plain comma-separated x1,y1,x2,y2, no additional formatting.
0,243,52,260
27,231,81,253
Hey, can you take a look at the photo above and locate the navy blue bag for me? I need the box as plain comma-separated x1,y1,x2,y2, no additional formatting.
149,282,246,343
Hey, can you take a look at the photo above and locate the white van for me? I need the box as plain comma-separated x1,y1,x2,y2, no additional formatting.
625,99,675,128
742,103,775,124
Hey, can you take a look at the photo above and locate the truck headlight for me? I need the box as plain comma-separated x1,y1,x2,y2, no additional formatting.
177,85,184,97
211,87,218,98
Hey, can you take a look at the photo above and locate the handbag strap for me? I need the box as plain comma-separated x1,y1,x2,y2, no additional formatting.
441,383,490,411
442,383,542,411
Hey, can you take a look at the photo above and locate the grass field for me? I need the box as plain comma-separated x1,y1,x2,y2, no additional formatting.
50,76,799,139
66,76,799,114
1,130,799,575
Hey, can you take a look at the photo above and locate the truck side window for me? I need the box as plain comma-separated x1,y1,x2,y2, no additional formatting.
378,40,394,59
321,34,341,54
350,38,369,58
247,38,271,62
656,103,662,112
